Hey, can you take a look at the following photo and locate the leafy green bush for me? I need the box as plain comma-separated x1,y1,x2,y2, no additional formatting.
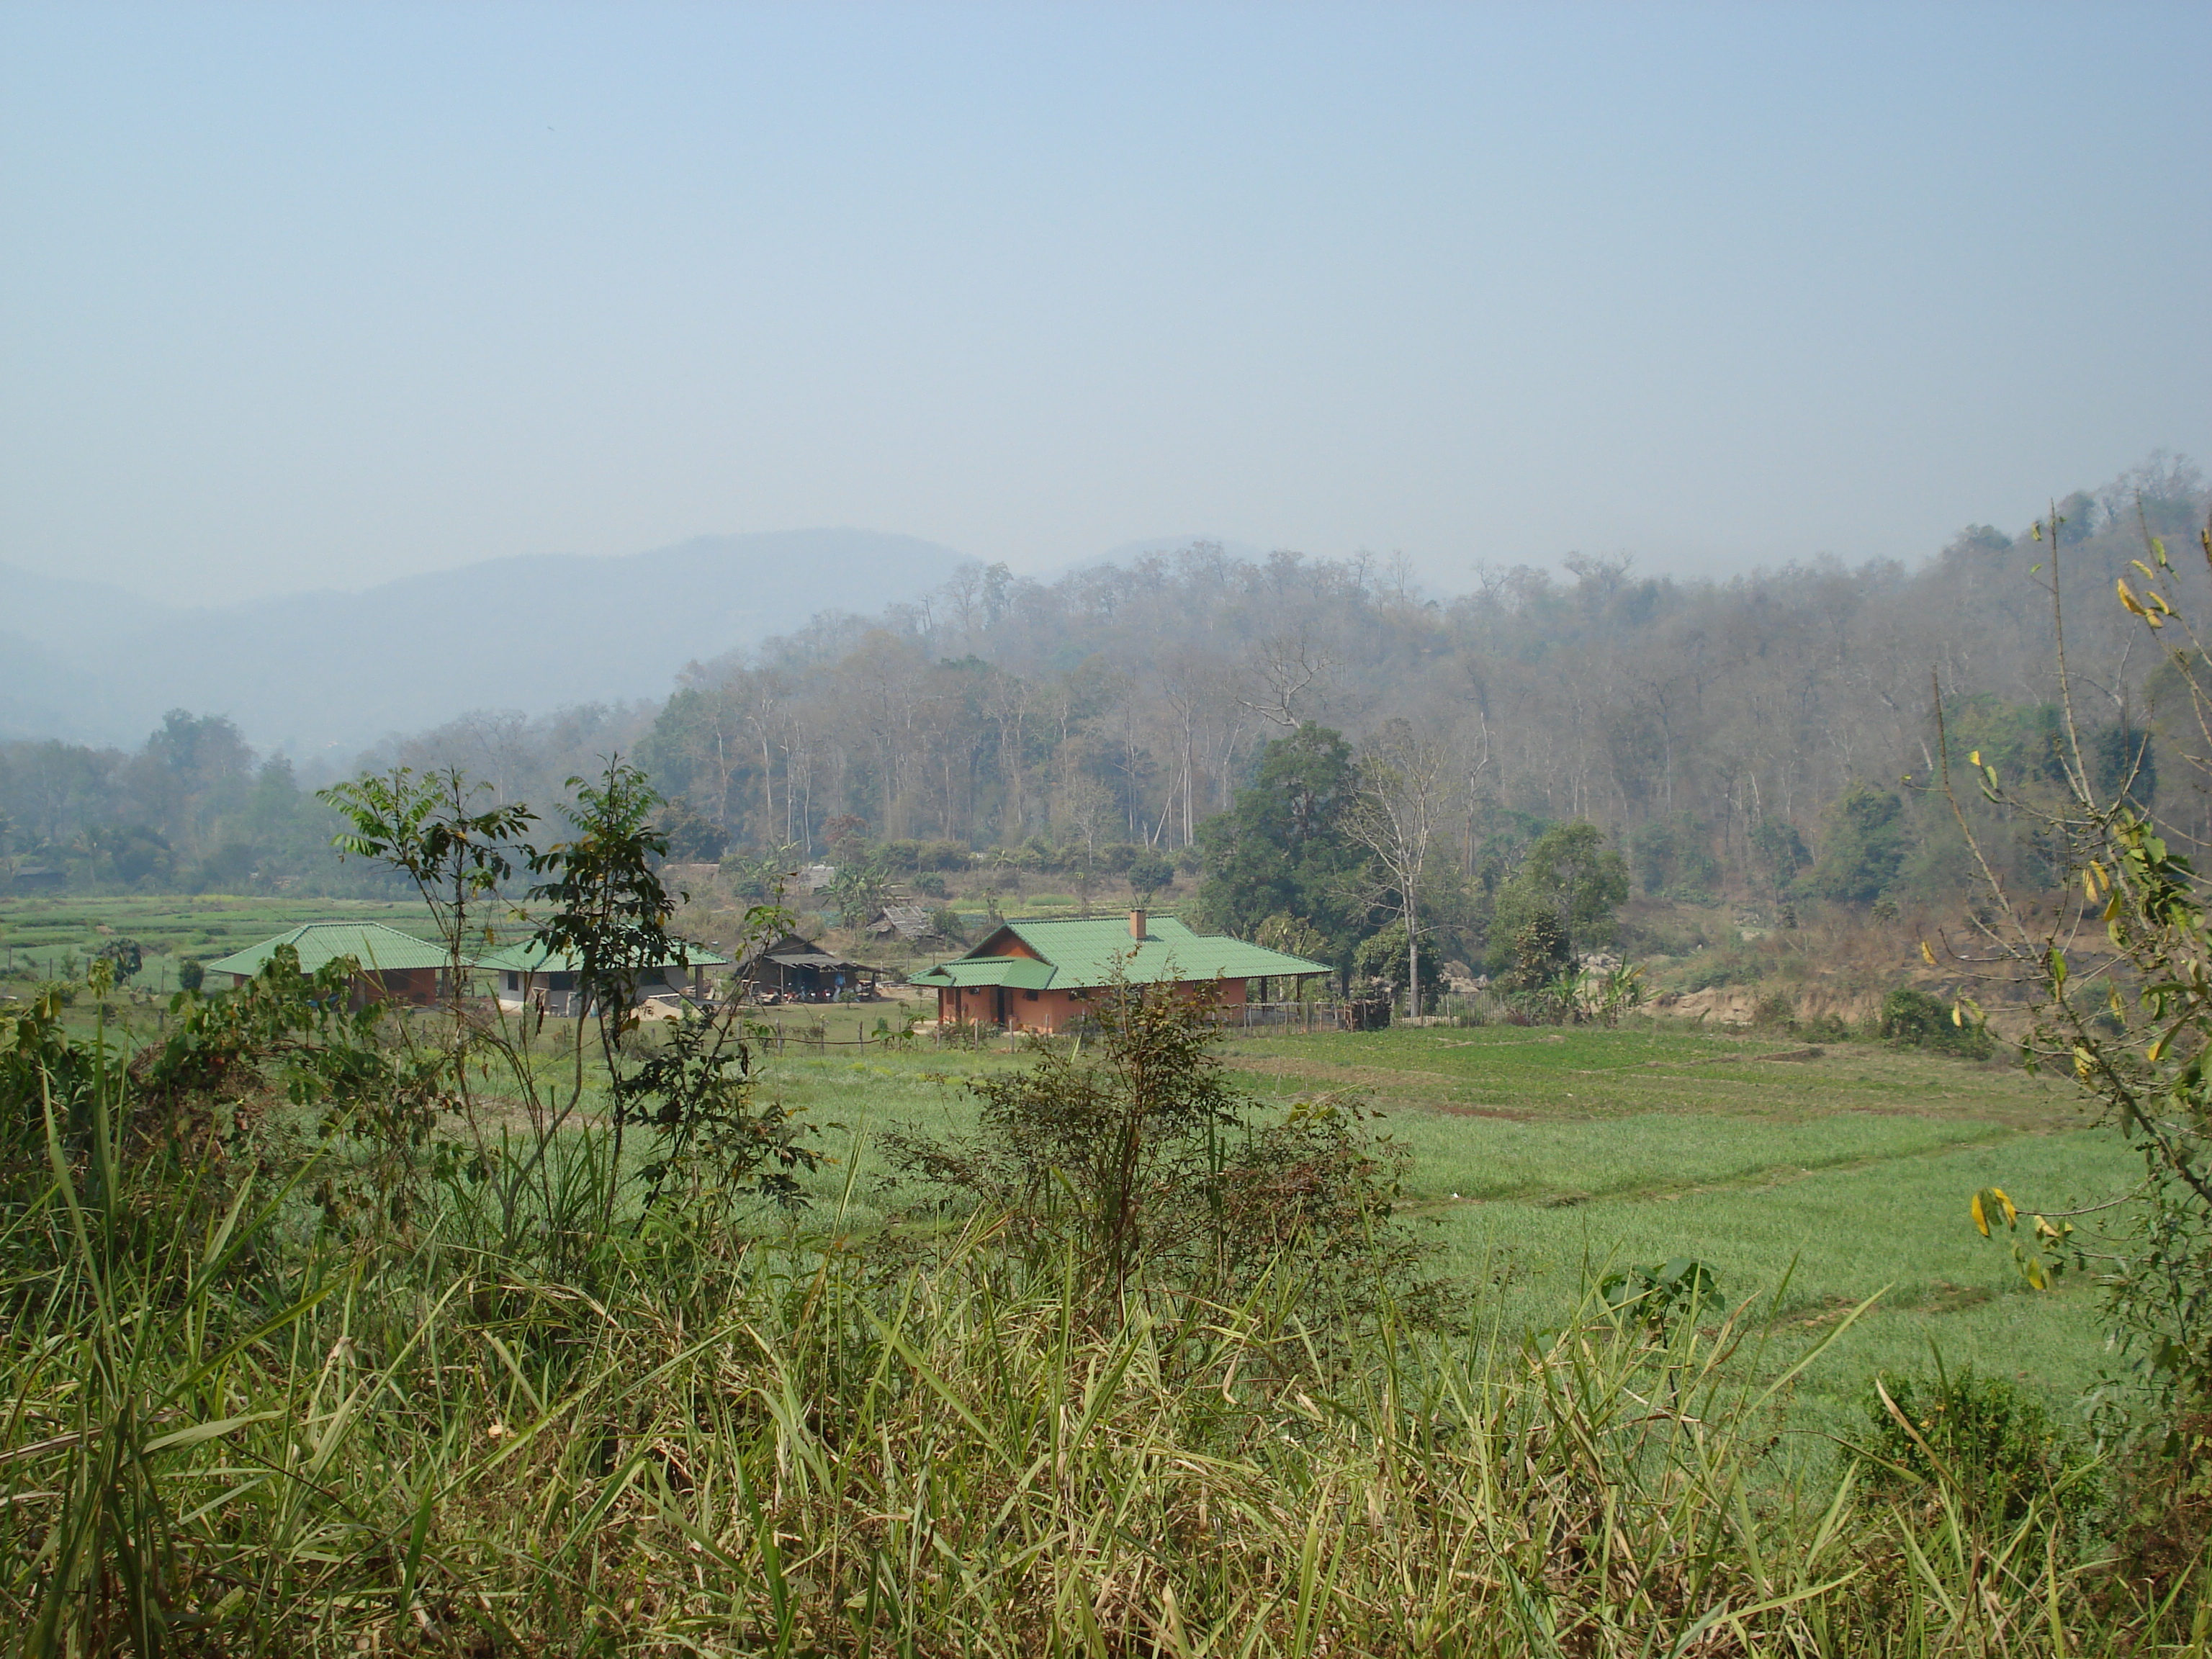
1808,781,1908,905
1354,920,1442,1004
1125,849,1175,897
878,839,977,873
1495,912,1569,988
1860,1366,2095,1527
909,871,950,898
1879,986,1994,1058
94,937,143,981
919,839,973,871
1599,1257,1720,1331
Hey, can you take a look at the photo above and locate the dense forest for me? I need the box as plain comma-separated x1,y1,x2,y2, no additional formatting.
0,711,381,895
6,455,2207,937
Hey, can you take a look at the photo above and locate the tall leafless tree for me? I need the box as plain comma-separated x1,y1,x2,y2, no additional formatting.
1349,719,1449,1017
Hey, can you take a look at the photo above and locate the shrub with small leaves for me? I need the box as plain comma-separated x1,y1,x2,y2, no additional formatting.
1861,1366,2096,1529
881,978,1448,1323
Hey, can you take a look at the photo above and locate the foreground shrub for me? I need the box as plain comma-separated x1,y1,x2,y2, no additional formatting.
1859,1364,2098,1529
881,979,1446,1323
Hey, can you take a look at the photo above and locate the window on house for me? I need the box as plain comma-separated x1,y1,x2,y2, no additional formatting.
1023,989,1038,1000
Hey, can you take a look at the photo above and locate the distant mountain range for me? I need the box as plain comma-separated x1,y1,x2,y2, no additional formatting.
0,529,967,760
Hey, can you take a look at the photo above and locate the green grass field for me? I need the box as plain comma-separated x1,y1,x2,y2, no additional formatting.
758,1020,2128,1438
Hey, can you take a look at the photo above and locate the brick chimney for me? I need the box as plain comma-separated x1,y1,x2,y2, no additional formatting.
1129,908,1147,940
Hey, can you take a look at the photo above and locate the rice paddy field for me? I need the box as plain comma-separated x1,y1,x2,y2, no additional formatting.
0,891,439,991
762,1020,2128,1437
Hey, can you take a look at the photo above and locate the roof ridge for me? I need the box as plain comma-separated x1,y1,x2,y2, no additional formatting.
1003,912,1191,925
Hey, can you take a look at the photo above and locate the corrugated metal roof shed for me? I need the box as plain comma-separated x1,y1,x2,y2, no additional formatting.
735,930,873,971
867,903,939,939
204,922,449,978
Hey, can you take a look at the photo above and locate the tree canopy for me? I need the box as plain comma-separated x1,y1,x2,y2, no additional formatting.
1192,724,1372,982
1487,822,1631,973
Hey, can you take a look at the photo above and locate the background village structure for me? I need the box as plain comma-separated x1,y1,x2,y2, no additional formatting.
188,867,1333,1037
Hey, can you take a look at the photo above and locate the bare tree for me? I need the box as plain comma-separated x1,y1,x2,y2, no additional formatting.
1238,628,1337,731
981,669,1030,837
1348,719,1449,1017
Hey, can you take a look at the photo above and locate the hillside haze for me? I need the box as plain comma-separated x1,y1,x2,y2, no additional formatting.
0,529,966,757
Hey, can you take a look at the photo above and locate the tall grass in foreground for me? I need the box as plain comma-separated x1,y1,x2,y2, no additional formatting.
4,1109,2206,1656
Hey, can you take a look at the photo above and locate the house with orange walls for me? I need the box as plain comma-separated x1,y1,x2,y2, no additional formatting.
910,909,1329,1034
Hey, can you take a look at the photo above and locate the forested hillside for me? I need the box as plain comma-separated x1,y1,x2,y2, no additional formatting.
473,454,2211,904
7,455,2206,919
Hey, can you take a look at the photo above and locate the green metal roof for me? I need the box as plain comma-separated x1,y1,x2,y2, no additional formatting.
910,915,1327,991
473,939,729,973
910,955,1057,992
204,922,449,979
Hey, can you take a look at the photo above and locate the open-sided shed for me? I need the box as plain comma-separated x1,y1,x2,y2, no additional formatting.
736,931,882,1002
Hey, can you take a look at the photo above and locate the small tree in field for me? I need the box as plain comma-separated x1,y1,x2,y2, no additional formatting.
1488,821,1629,980
881,978,1439,1317
323,758,813,1247
323,766,536,1011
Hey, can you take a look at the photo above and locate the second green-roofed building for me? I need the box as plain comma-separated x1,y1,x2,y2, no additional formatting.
909,909,1328,1034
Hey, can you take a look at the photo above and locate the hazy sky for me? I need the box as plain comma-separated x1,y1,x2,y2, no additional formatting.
4,2,2207,607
